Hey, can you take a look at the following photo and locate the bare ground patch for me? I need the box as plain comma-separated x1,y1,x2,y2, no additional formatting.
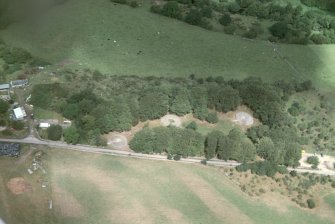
6,177,32,195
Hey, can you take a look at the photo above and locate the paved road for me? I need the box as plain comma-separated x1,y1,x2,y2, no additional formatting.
1,136,334,176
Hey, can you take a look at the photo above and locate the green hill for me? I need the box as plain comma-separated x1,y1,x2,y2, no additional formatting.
0,0,333,86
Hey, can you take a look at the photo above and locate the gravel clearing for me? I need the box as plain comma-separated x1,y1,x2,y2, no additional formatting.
234,112,254,126
160,115,181,127
108,135,128,149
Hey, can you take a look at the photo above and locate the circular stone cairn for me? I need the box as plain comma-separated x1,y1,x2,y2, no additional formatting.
108,135,128,149
235,112,254,126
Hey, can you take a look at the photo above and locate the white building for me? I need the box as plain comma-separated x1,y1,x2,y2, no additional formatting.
39,123,50,129
13,107,27,120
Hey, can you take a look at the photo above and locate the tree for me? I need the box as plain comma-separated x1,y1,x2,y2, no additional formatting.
307,156,319,168
205,131,223,159
161,1,181,19
63,104,79,120
0,99,9,114
186,121,197,130
139,91,169,121
257,137,283,164
170,87,192,115
184,9,203,26
47,125,62,141
207,83,241,112
87,129,107,146
63,125,80,144
218,128,256,162
190,85,208,120
129,128,156,153
206,112,218,123
307,199,316,209
105,97,133,132
201,6,212,18
269,22,288,39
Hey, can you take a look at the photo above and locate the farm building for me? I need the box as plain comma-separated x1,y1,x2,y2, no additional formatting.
39,123,50,129
0,142,21,157
13,107,27,120
0,83,10,92
10,79,28,88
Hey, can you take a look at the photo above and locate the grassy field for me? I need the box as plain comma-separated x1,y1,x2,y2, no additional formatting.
0,0,307,80
325,193,335,210
1,147,335,224
1,0,335,100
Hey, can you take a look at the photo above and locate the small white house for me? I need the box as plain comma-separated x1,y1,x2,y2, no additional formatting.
13,107,27,120
39,123,50,129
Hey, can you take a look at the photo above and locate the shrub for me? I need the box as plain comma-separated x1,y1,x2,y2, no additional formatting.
174,154,181,161
228,2,241,13
186,121,197,130
206,112,218,123
129,1,139,7
269,22,288,39
310,33,328,44
224,24,237,34
161,1,182,19
200,6,212,18
47,125,63,141
290,170,298,177
167,154,173,160
307,199,316,209
306,156,319,167
219,13,232,26
243,28,258,39
11,121,25,130
184,9,203,26
110,0,127,4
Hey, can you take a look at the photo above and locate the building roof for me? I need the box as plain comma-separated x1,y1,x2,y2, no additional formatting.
11,79,28,87
13,107,27,119
39,123,50,128
0,84,10,90
0,142,20,156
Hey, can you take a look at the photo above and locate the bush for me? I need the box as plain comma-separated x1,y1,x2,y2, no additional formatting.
224,24,237,34
129,1,139,7
184,9,203,26
174,154,181,161
206,112,218,123
200,7,212,18
219,13,232,26
47,125,63,141
161,1,182,19
11,121,25,130
307,199,316,209
186,121,197,130
110,0,127,4
243,28,258,39
269,22,288,39
307,156,319,167
228,2,241,13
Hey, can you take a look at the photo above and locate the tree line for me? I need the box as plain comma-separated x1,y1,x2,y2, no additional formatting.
30,74,312,173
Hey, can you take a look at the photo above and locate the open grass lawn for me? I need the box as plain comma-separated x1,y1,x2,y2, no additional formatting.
1,0,335,101
0,0,302,81
0,145,55,224
1,147,335,223
325,193,335,210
